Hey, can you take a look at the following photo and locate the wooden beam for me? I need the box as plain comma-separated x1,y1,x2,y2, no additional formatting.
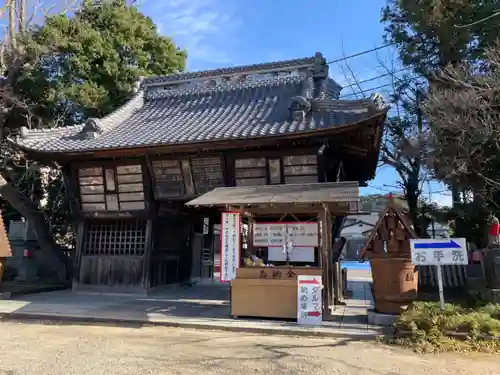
342,144,369,155
221,203,357,216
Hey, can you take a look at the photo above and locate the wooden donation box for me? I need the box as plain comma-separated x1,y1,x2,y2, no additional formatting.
231,267,322,319
231,221,322,319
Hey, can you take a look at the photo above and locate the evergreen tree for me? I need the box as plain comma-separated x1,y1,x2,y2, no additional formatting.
0,0,186,280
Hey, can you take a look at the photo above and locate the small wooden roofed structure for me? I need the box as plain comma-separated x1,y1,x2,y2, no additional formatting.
357,197,420,314
358,198,417,259
186,181,360,317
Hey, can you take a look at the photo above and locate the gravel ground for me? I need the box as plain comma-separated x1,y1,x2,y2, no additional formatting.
0,321,499,375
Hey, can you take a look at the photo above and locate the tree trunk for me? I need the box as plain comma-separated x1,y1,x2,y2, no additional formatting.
407,192,423,236
0,173,68,281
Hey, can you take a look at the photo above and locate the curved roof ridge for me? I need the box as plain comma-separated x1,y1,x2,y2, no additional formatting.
142,55,317,86
98,89,144,131
146,75,305,100
18,123,84,138
17,89,145,139
312,93,391,112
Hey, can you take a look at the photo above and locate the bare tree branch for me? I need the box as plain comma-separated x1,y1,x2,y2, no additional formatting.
425,43,500,204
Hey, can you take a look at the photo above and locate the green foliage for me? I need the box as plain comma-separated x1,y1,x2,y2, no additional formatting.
13,0,186,127
382,0,500,74
381,1,500,246
2,0,186,245
387,301,500,353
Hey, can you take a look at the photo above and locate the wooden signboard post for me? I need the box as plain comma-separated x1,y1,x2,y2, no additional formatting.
410,238,468,310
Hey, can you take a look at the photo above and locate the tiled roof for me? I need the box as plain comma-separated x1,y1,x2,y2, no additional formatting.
9,53,389,154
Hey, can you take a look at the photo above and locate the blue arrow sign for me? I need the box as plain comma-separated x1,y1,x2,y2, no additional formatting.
414,240,461,249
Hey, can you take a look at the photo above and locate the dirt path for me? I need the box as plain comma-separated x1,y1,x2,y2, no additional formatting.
0,321,498,375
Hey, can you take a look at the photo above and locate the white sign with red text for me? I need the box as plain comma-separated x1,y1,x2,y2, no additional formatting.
220,212,241,282
297,275,322,325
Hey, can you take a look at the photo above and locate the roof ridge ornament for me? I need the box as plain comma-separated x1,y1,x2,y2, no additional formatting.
312,52,328,99
80,118,104,139
133,76,144,93
290,95,311,121
20,126,29,138
370,92,390,111
312,52,328,79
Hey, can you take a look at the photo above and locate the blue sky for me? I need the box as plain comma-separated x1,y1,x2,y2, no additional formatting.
140,0,452,206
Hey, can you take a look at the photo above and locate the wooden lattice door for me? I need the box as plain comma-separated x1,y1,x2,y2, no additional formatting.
79,219,147,288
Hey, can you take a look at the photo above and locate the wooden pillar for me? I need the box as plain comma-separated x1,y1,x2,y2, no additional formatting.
202,214,214,280
319,206,332,317
247,213,254,254
141,219,153,289
72,221,85,292
325,207,333,309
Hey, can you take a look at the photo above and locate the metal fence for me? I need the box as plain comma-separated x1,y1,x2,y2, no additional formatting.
418,264,468,289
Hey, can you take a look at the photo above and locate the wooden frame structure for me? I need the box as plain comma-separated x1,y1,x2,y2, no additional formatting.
358,199,417,259
186,182,360,319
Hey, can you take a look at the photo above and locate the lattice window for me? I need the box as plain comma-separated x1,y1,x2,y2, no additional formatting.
283,155,318,184
190,156,225,194
151,159,185,198
268,158,281,184
78,167,106,211
82,219,147,256
116,165,145,210
235,158,266,186
78,164,145,212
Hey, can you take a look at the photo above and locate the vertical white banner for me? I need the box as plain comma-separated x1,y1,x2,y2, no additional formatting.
220,212,241,282
297,275,323,325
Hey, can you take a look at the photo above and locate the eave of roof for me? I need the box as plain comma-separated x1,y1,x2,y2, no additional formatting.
9,110,388,159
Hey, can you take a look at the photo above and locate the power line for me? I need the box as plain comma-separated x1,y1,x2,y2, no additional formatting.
339,75,420,99
339,82,395,99
326,42,397,65
341,83,394,98
322,42,422,99
341,67,412,90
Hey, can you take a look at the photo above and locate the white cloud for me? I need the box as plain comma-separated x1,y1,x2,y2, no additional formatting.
141,0,240,70
431,192,453,207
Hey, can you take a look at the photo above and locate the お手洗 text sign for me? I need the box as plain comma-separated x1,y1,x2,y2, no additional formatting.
297,275,322,326
220,212,241,282
409,238,468,266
